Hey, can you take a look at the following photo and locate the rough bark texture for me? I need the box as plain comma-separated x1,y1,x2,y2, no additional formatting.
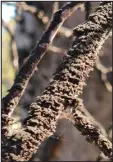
2,2,112,162
2,1,84,139
72,100,112,160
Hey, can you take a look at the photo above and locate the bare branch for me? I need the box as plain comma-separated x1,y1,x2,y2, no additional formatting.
58,26,73,38
84,2,92,20
16,2,49,24
49,45,66,56
2,2,84,140
72,99,112,159
96,58,112,92
2,2,112,161
40,102,108,161
16,2,73,38
52,2,59,14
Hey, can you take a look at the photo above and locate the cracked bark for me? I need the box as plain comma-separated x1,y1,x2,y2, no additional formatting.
2,2,112,162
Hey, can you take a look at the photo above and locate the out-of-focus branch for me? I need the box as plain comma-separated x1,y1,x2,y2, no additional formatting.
2,2,112,161
3,1,76,39
16,2,49,24
16,2,73,38
84,2,92,20
96,58,112,92
53,2,59,14
58,26,73,38
2,2,84,140
2,19,19,71
49,45,66,56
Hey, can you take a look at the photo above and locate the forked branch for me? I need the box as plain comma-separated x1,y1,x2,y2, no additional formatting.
2,2,112,161
2,2,84,139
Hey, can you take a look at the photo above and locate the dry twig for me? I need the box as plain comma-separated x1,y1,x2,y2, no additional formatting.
16,2,73,38
84,2,92,20
96,58,112,92
53,2,59,14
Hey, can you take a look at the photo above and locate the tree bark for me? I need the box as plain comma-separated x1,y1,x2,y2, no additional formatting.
2,2,84,139
2,2,112,161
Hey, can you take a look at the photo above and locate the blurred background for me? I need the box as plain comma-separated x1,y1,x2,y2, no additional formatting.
2,2,112,161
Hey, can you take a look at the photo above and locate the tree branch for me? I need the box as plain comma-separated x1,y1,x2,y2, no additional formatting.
96,58,112,92
2,2,112,161
84,2,92,20
38,102,108,161
96,124,112,161
72,99,112,159
2,2,84,139
16,2,73,38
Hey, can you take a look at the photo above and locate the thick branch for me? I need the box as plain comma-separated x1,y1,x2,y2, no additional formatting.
38,102,108,161
2,2,84,138
2,2,112,161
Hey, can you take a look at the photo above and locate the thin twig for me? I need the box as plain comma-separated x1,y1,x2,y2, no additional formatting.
49,45,66,56
84,2,92,20
16,2,49,24
53,2,59,14
2,2,112,161
16,2,73,38
2,2,84,140
58,26,72,38
96,58,112,92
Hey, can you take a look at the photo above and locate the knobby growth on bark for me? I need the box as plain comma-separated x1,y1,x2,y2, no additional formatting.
2,1,84,139
72,99,112,159
2,2,112,162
